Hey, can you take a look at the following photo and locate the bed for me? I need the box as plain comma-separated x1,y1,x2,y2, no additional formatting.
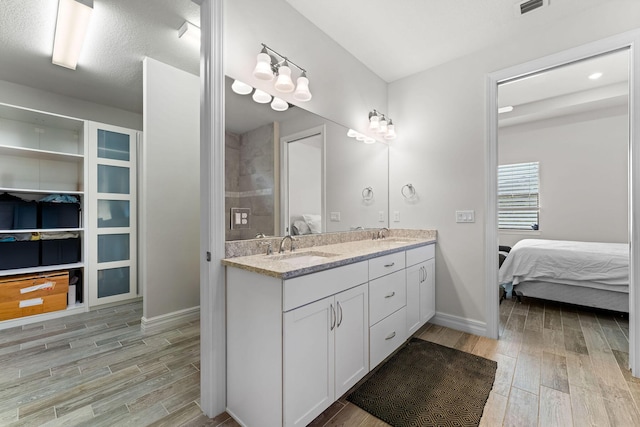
498,239,629,312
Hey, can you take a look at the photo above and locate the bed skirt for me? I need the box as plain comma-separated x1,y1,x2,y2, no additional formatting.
514,281,628,313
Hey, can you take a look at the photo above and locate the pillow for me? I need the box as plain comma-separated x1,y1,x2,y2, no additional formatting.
303,214,322,234
292,220,311,235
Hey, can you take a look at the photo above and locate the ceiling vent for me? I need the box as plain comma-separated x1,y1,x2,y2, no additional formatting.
514,0,548,16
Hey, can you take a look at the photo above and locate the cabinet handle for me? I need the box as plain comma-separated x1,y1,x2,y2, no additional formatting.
330,304,336,330
385,331,396,340
337,301,343,327
419,267,423,283
385,292,395,299
384,262,395,268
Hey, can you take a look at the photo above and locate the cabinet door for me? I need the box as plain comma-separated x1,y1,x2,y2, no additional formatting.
406,263,423,336
421,259,436,323
284,296,335,427
88,123,138,307
334,283,369,397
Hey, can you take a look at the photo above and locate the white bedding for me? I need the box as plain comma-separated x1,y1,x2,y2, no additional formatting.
498,239,629,293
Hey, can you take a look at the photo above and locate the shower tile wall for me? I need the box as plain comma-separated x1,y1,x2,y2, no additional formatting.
225,123,275,241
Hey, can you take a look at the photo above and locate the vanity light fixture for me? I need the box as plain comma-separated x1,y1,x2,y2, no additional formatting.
252,43,312,101
271,97,289,112
252,89,272,104
347,129,381,144
52,0,94,70
231,79,253,95
369,110,397,140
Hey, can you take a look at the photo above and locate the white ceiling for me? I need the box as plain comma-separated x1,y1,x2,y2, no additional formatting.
0,0,627,116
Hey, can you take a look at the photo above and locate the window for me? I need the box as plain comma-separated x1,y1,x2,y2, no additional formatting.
498,162,539,230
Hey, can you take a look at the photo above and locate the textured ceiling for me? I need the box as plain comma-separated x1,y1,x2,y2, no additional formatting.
0,0,625,117
0,0,200,114
284,0,606,83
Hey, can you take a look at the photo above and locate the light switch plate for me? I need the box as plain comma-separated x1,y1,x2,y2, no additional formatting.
455,210,475,223
378,211,385,222
230,208,251,229
330,212,341,221
393,211,400,222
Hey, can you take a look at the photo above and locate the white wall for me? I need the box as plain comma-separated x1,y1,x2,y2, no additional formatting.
224,0,387,138
499,108,628,247
388,3,640,326
142,57,200,319
0,79,142,130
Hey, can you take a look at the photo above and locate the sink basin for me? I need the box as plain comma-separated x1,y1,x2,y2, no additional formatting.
269,251,339,264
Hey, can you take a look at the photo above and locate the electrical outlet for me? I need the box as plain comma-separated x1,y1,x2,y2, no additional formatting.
393,211,400,222
455,210,475,223
378,211,385,222
330,212,341,222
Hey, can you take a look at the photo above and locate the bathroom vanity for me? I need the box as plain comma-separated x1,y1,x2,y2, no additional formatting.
223,230,436,427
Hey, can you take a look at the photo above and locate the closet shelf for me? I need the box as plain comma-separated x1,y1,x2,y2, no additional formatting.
0,145,83,163
0,262,84,277
0,228,84,234
0,187,84,195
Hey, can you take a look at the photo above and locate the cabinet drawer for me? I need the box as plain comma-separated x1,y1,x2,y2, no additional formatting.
0,292,67,321
406,244,435,267
0,272,69,303
283,261,368,311
369,251,405,280
370,307,407,368
369,270,406,326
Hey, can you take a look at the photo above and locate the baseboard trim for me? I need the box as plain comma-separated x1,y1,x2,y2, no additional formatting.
141,306,200,332
430,311,487,337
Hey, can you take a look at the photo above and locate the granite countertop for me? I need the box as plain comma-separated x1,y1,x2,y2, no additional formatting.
222,231,436,279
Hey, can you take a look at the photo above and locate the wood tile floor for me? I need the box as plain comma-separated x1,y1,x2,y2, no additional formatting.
0,298,636,426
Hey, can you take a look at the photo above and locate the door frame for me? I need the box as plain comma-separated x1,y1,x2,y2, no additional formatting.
485,29,640,375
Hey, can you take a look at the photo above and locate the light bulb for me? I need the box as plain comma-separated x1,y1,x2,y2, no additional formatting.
231,80,253,95
378,118,388,134
274,64,295,93
253,52,274,80
252,89,272,104
369,113,380,130
271,97,289,111
384,124,396,140
347,129,358,138
293,75,312,101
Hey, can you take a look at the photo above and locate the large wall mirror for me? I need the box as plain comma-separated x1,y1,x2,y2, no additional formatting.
225,76,389,241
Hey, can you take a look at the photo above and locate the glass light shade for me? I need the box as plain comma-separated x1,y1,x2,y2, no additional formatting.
271,97,289,111
384,124,396,140
252,89,272,104
378,119,388,134
293,76,312,101
364,137,376,144
369,115,380,130
253,53,274,80
231,80,253,95
347,129,358,138
274,65,295,93
355,133,366,141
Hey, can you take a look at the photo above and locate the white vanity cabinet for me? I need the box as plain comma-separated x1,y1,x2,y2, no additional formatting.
226,261,368,427
283,282,368,427
406,244,436,335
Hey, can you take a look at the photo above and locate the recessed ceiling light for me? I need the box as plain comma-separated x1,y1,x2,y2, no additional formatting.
589,72,603,80
498,106,514,114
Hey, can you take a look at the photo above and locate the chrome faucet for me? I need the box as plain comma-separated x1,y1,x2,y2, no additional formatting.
279,235,296,253
377,227,389,240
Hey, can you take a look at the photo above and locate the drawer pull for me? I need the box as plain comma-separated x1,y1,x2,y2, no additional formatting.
20,282,55,294
384,262,395,268
337,301,343,327
385,331,396,340
19,298,44,308
385,292,395,299
330,304,336,330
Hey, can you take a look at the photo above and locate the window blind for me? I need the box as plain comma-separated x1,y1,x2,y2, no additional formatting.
498,162,539,230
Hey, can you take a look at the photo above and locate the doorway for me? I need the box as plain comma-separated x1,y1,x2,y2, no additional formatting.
485,30,640,375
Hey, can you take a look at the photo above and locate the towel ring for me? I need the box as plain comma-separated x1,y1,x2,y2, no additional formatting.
401,183,416,199
362,187,374,201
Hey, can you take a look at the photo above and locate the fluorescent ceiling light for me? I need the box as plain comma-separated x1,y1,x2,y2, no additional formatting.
178,21,200,44
589,72,603,80
498,106,514,114
52,0,94,70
